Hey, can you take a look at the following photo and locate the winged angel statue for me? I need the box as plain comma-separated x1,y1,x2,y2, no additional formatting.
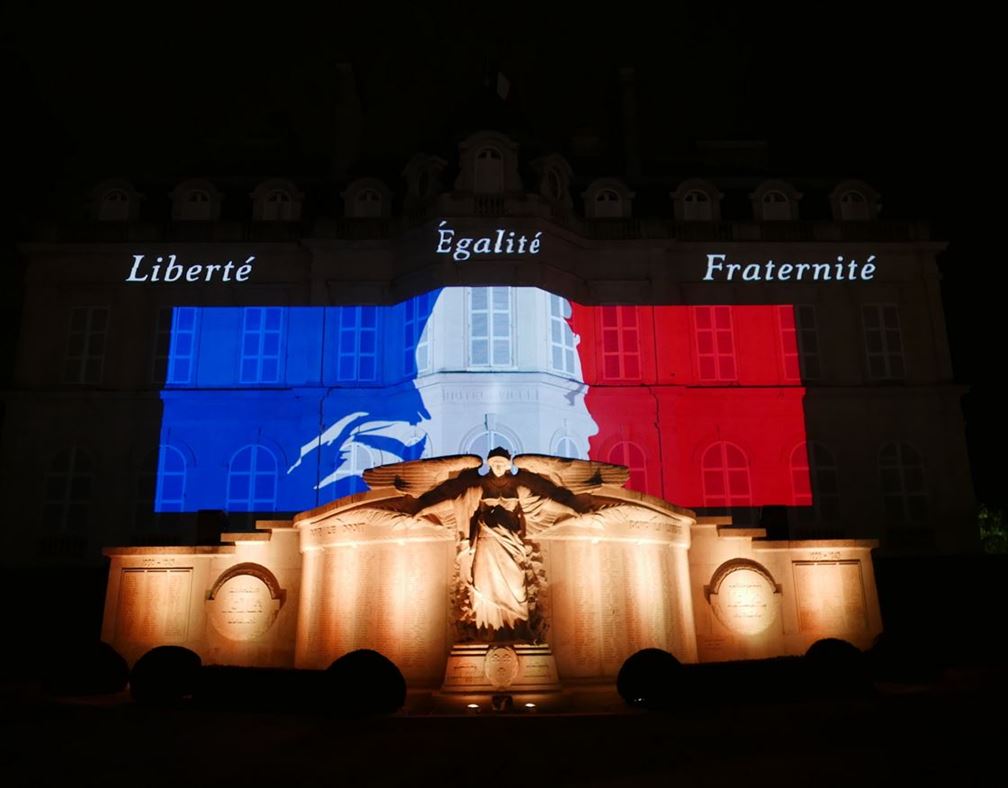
359,447,656,643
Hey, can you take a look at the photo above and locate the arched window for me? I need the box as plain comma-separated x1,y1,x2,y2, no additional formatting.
468,287,512,368
43,447,93,531
701,442,751,508
760,190,791,221
262,189,292,221
156,445,187,512
879,443,927,525
608,441,647,492
181,189,212,221
466,428,517,471
474,147,504,194
553,436,580,459
790,442,840,524
683,189,712,221
594,189,622,218
227,445,278,511
348,442,379,476
98,189,130,222
839,190,870,221
134,445,187,530
355,188,383,218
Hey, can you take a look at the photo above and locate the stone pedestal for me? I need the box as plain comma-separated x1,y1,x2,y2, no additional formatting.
441,643,562,694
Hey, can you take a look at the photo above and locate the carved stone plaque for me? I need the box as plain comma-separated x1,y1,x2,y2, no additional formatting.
484,645,521,689
709,563,779,636
207,573,279,641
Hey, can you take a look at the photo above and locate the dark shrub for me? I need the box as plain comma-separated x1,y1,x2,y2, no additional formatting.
803,638,870,696
130,646,202,704
325,649,406,715
867,632,941,685
616,648,683,710
195,666,328,713
45,641,129,696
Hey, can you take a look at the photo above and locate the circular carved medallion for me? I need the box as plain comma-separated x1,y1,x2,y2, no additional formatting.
207,573,280,641
709,563,779,636
484,646,521,689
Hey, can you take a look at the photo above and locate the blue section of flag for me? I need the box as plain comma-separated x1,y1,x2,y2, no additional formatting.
157,292,440,513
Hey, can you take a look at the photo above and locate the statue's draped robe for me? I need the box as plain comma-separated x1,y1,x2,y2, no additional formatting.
412,471,584,633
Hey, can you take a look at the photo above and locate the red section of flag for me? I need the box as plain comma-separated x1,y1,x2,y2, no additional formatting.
569,303,808,507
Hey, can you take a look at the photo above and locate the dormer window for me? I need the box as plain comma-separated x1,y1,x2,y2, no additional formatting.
683,189,712,221
474,147,504,194
251,179,302,222
830,180,879,221
839,190,870,221
761,190,791,221
262,189,291,221
594,189,622,219
98,189,130,222
181,189,212,221
355,188,383,218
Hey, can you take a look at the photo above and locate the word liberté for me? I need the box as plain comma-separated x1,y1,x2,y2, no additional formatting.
125,254,255,283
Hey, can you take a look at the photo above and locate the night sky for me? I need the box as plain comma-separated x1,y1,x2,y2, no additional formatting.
2,5,997,505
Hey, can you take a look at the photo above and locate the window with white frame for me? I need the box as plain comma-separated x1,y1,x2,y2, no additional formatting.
167,308,198,385
701,442,751,508
403,293,434,377
879,442,927,525
549,294,577,376
862,304,905,380
337,306,378,382
227,445,278,511
64,307,108,384
468,287,512,368
600,306,641,380
240,307,284,384
693,306,737,382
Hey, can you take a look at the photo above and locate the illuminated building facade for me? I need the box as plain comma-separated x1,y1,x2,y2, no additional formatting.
1,129,975,572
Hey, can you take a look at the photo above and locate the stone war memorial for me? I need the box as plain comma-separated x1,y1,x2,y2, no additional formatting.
102,448,882,702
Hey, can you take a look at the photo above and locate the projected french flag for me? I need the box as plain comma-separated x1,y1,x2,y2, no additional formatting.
156,288,808,513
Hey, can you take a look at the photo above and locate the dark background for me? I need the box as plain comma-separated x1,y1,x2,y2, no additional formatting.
1,4,996,507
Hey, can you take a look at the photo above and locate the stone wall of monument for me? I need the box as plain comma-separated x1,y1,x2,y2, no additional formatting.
688,523,882,662
102,524,301,667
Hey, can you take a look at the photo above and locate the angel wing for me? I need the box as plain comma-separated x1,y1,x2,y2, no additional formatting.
513,454,630,493
362,454,482,496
